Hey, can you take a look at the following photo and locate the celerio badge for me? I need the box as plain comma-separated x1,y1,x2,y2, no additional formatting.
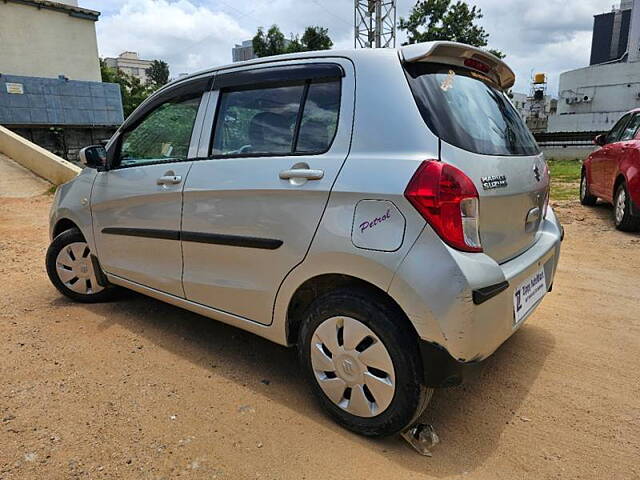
481,175,508,190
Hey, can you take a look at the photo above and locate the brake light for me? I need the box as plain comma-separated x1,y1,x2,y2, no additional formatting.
464,58,491,74
404,160,482,252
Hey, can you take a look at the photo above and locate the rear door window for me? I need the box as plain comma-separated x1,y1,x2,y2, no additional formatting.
404,63,539,156
212,85,303,156
211,78,340,157
296,81,340,153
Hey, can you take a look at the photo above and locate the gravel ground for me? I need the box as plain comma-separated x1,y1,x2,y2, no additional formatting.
1,181,639,479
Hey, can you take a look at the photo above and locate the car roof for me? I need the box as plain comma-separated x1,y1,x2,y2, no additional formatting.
160,41,515,94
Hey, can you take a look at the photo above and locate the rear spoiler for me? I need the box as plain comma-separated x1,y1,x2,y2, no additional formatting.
400,41,515,90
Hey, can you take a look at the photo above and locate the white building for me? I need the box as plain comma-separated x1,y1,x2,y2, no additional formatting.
232,40,256,62
104,52,155,84
548,0,640,132
0,0,101,81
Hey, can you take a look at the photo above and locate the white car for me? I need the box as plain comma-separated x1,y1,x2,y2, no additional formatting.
47,42,563,437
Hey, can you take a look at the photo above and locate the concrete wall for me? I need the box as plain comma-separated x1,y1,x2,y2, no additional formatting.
0,1,101,82
548,61,640,132
541,145,596,161
7,125,117,162
0,125,81,185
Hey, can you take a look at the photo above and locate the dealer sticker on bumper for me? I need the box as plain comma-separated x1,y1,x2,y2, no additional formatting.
513,267,547,325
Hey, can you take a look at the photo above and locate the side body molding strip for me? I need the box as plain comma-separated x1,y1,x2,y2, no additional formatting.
102,228,283,250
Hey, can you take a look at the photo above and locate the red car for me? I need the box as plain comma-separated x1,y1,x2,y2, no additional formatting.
581,109,640,231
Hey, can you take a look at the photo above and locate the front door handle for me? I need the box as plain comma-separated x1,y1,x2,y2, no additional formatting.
157,174,182,185
279,169,324,181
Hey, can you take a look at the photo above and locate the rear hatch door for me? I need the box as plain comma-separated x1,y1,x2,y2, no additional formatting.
401,42,548,263
441,142,548,263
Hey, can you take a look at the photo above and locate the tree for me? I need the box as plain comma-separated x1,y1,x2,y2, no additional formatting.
300,26,333,51
252,24,333,58
399,0,504,58
146,60,170,89
253,25,287,58
100,59,153,119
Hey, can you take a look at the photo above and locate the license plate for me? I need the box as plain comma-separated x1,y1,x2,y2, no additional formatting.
513,267,546,325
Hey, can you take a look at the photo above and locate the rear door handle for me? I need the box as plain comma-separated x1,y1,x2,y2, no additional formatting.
279,169,324,180
157,175,182,185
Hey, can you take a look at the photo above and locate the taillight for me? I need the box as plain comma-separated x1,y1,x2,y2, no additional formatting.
404,160,482,252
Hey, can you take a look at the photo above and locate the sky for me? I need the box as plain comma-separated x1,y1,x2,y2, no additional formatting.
81,0,617,96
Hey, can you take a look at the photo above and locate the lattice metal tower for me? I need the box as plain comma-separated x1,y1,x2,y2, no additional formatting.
354,0,396,48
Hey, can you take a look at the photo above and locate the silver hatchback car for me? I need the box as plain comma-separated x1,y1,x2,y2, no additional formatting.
47,41,562,437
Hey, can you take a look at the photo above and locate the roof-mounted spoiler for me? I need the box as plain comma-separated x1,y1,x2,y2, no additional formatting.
400,41,515,90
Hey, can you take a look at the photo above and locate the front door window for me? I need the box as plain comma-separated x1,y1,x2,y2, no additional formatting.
118,96,201,168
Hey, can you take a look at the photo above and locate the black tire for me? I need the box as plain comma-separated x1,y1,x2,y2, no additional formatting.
580,169,598,206
45,228,115,303
298,287,432,437
613,182,640,232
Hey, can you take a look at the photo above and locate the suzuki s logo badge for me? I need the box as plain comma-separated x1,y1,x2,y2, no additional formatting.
481,175,508,190
342,359,354,375
533,164,541,182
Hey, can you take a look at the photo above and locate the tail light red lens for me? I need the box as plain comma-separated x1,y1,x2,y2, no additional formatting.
404,160,483,252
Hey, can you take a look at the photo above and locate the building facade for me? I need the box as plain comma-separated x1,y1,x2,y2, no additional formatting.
0,0,101,82
104,52,154,84
548,0,640,133
232,41,257,62
0,0,123,160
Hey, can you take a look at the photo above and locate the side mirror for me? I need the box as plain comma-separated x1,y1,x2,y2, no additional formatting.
594,134,607,146
78,145,107,169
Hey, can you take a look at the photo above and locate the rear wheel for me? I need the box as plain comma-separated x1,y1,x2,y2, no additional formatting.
614,183,640,232
580,170,597,206
298,288,432,437
46,228,115,302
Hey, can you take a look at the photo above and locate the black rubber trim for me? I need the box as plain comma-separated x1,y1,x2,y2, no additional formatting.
101,228,282,250
90,254,110,287
213,63,345,90
418,341,484,387
102,227,180,241
472,280,510,305
181,231,283,250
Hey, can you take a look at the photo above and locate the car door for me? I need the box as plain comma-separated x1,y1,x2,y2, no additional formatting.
612,114,640,198
91,76,211,296
592,113,631,197
180,60,354,325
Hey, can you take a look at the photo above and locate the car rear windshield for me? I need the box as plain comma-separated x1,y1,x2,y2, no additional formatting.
404,62,539,156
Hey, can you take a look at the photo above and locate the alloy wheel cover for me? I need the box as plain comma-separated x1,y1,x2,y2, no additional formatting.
310,316,396,418
55,241,104,295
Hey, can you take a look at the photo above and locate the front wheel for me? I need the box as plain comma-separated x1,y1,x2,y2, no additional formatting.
614,183,640,232
298,288,432,437
580,170,597,206
45,228,115,303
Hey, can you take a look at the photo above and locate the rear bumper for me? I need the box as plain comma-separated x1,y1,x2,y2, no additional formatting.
389,207,562,366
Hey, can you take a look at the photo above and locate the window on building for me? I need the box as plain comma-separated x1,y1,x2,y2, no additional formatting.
118,96,202,167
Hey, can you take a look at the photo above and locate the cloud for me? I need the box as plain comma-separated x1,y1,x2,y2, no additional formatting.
83,0,610,95
91,0,251,76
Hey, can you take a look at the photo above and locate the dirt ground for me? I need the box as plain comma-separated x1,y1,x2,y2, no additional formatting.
1,177,639,478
